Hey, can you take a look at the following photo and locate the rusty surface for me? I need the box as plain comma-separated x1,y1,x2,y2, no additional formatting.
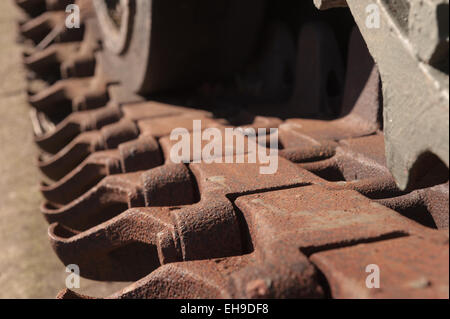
10,0,450,299
28,57,110,114
23,17,99,78
311,236,449,298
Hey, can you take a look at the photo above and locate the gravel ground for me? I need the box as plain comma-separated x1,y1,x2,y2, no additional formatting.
0,0,129,299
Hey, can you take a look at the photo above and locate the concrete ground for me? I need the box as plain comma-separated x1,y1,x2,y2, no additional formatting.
0,0,129,298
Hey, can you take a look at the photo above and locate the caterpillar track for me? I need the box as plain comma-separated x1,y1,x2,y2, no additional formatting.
13,0,449,299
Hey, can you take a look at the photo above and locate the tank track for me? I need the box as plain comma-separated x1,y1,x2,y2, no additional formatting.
13,0,449,299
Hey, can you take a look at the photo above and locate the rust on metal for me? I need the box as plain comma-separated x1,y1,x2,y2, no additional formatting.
11,0,449,300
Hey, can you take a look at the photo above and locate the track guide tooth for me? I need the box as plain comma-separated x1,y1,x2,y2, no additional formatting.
49,207,176,281
38,119,139,180
20,11,65,43
42,163,196,231
41,136,163,205
41,150,121,205
20,11,84,47
34,103,122,154
377,183,450,230
297,135,402,198
60,22,98,79
34,100,213,155
42,171,146,229
28,66,109,115
24,42,81,75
